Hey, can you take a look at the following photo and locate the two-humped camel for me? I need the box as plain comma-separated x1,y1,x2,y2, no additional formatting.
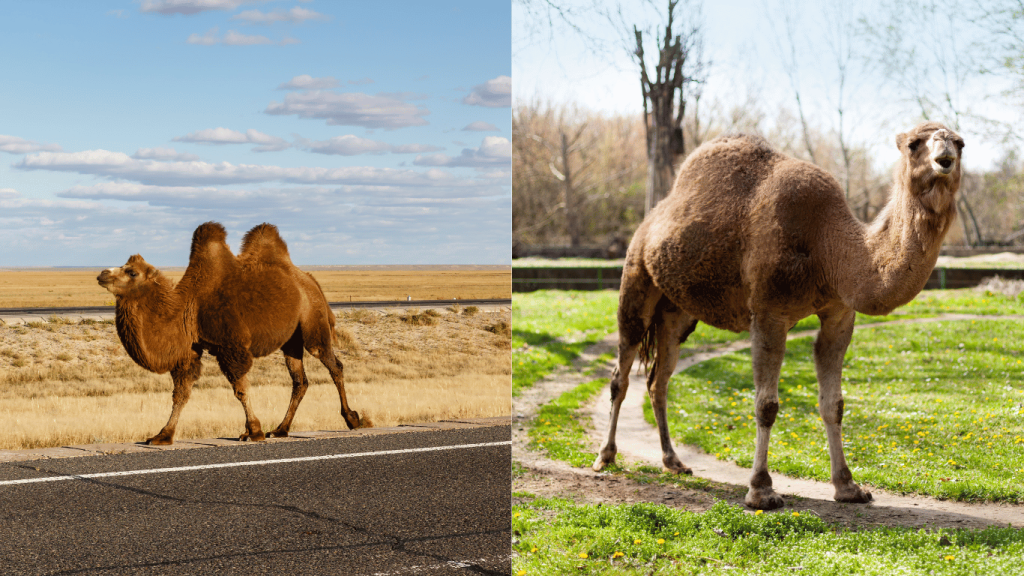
593,122,964,509
97,222,363,445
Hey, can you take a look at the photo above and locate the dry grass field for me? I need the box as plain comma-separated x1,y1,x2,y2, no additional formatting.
0,266,511,308
0,305,510,450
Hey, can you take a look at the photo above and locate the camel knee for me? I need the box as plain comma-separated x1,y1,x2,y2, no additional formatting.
755,399,779,427
819,398,844,426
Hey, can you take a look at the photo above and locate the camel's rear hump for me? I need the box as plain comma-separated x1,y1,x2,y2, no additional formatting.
239,223,293,267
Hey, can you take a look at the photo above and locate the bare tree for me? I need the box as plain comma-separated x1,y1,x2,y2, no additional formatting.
764,0,818,164
632,0,707,215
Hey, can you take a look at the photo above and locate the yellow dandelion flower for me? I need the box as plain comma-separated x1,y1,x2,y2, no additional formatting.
755,510,764,515
634,539,642,545
792,512,800,517
578,552,588,559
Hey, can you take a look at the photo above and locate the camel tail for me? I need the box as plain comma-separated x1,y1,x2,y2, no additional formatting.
637,320,657,376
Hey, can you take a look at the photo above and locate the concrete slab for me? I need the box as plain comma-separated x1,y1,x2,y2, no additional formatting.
443,417,511,427
0,450,39,463
399,422,481,430
65,443,157,456
17,447,100,460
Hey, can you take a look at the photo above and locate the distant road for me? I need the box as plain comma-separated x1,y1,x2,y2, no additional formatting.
0,298,512,318
0,425,511,575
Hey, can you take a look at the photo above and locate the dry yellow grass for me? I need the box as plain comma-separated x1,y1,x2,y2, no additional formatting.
0,306,511,450
0,266,511,308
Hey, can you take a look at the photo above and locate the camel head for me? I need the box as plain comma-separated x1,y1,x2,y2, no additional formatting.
97,254,165,298
895,121,964,215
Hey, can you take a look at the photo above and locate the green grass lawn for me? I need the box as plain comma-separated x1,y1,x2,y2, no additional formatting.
513,498,1024,575
514,288,1024,573
660,319,1024,502
512,290,620,396
513,290,747,395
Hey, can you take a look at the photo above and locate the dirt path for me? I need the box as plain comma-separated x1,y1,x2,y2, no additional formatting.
515,315,1024,529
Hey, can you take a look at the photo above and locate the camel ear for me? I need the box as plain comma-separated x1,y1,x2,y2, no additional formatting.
895,132,907,151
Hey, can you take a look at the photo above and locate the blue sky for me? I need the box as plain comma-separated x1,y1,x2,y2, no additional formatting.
0,0,511,266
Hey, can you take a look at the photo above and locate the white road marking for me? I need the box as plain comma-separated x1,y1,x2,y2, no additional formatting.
0,440,511,487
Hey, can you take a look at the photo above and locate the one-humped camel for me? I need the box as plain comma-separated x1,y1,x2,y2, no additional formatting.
97,222,363,445
593,122,964,510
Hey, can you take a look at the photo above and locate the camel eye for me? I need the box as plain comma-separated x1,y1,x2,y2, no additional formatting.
127,270,137,278
908,139,921,152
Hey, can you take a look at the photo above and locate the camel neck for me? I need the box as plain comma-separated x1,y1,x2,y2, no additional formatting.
843,181,955,316
114,279,194,373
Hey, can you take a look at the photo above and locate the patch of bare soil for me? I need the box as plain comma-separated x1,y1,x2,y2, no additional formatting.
514,318,1024,530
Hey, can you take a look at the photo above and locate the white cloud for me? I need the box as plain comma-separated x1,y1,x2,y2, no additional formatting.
17,149,487,188
265,91,430,129
132,147,200,162
278,74,339,90
187,27,297,46
298,135,392,156
391,143,445,154
413,137,510,168
463,121,500,132
140,0,247,15
186,27,219,45
173,128,290,152
0,135,62,155
0,188,19,199
348,77,374,86
223,30,274,45
295,135,445,156
232,7,329,24
463,75,511,108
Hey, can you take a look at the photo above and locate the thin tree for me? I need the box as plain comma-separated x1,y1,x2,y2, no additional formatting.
633,0,707,215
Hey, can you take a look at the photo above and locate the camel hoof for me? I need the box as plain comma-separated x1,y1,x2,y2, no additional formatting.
663,455,692,475
835,485,873,504
267,428,289,438
239,431,266,442
592,448,616,472
344,411,362,430
146,435,173,446
745,488,785,510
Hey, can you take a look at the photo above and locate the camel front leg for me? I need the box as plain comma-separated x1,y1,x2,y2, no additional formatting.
147,351,202,445
745,314,788,510
815,307,872,503
216,348,264,442
647,308,697,474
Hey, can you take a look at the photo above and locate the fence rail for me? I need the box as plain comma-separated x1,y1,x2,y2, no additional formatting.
513,266,1024,292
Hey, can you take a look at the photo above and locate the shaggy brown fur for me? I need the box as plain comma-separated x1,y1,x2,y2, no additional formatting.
97,221,363,445
593,122,964,510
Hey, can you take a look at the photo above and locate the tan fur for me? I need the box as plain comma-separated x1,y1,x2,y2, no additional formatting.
98,221,363,445
593,122,964,510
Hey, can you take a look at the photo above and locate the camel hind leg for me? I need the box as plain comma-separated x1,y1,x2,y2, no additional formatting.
592,266,664,471
647,302,698,474
268,330,309,438
147,347,203,445
302,321,362,430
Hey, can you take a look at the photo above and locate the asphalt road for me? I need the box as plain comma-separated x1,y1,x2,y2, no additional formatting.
0,426,511,575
